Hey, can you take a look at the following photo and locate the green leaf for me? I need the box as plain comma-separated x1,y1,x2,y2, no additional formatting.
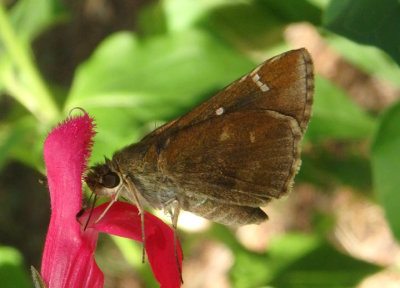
0,115,44,172
136,1,167,37
307,0,331,9
230,234,379,288
269,235,379,288
231,234,320,287
164,0,221,32
9,0,68,43
0,55,10,94
257,0,322,25
371,101,400,242
323,0,400,65
67,30,254,114
0,3,60,124
65,30,255,159
306,76,376,142
88,108,143,165
196,0,321,51
0,246,30,288
198,2,285,50
299,147,372,191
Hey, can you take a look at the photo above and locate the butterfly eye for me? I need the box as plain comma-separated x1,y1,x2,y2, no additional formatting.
101,172,120,188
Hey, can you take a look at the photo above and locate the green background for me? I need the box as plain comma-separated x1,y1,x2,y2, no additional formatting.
1,0,400,287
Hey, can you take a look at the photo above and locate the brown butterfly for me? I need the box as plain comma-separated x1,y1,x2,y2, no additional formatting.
86,48,313,241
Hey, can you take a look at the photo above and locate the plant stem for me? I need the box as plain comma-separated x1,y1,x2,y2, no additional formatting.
0,3,59,124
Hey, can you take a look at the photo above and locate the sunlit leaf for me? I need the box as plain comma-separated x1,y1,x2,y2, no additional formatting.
0,246,30,288
66,29,255,161
9,0,67,43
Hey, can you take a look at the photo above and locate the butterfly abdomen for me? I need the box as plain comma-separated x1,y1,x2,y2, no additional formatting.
182,193,268,226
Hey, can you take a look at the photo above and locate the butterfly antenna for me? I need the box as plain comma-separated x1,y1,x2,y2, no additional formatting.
84,193,97,231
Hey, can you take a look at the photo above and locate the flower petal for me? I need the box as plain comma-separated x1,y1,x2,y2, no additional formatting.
81,202,183,288
41,112,103,287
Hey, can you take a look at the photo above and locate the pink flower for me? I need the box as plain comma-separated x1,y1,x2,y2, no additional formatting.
40,111,182,288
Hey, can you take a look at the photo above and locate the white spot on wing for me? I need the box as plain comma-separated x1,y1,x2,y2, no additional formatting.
216,107,224,116
252,74,260,82
251,73,270,92
260,83,270,92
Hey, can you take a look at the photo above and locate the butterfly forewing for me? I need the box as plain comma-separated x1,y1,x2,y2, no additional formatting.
147,48,313,138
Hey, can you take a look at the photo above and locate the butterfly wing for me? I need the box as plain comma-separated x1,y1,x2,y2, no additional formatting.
115,48,313,223
153,48,313,205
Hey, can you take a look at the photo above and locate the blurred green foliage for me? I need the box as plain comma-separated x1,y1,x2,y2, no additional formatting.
0,246,30,288
1,0,399,287
372,102,400,241
234,235,378,288
324,0,400,64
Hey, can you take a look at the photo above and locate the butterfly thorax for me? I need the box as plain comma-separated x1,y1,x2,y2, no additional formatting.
111,139,182,211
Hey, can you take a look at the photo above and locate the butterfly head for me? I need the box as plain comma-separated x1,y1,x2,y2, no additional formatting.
85,158,123,198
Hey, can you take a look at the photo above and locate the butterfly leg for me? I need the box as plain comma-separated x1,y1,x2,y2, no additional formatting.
125,175,146,263
165,199,183,283
95,185,123,224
